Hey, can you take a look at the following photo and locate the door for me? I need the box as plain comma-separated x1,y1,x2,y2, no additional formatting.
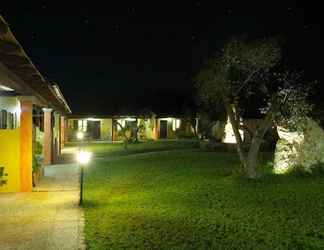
160,120,168,139
87,121,101,140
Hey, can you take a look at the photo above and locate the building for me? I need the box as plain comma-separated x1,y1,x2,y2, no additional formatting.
66,114,198,142
0,16,71,192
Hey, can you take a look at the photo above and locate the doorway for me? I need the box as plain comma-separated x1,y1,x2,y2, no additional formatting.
87,120,101,140
160,120,168,139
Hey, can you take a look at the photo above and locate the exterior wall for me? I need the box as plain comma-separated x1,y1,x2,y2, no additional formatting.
0,97,51,192
157,118,178,139
53,112,60,160
0,96,20,114
100,119,112,140
43,109,53,165
0,96,21,128
144,118,154,140
60,116,66,148
0,129,21,192
67,119,78,141
19,100,33,192
67,118,113,141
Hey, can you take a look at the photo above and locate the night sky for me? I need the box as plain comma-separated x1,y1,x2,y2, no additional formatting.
1,1,322,115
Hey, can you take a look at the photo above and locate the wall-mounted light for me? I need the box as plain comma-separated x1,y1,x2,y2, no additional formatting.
0,85,14,91
86,117,101,121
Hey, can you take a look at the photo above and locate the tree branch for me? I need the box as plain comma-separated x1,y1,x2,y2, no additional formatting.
234,69,259,96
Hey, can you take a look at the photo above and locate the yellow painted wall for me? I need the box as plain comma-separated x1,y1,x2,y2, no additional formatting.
145,119,154,139
0,129,21,192
100,119,112,140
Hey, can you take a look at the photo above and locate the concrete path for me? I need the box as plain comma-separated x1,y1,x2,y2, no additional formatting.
0,164,85,250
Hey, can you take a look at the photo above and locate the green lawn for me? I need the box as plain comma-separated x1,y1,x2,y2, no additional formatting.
83,141,324,249
68,139,199,157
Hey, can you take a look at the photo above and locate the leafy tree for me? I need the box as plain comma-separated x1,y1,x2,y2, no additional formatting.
133,109,155,142
196,38,312,178
114,120,131,150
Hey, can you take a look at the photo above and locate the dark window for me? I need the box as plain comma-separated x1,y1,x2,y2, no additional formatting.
0,110,7,129
73,120,78,130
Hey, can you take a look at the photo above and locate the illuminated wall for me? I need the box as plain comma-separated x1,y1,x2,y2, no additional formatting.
100,119,112,140
0,96,21,128
0,96,22,192
145,119,154,139
67,118,113,141
0,128,21,192
158,118,177,139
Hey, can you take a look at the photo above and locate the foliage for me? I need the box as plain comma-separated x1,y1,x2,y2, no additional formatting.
196,38,281,106
195,37,313,178
0,166,8,186
269,73,313,131
175,129,196,139
32,141,43,173
83,146,324,249
114,121,132,149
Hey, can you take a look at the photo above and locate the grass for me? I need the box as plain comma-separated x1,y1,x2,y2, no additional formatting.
68,139,200,157
83,141,324,249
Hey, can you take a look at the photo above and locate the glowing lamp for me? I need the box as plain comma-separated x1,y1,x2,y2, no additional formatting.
77,151,92,165
76,131,84,140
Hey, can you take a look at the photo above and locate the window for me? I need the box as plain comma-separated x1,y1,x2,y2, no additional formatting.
0,110,7,129
73,120,78,130
0,110,18,129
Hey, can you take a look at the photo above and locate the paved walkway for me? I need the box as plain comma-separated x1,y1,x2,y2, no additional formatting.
0,163,85,250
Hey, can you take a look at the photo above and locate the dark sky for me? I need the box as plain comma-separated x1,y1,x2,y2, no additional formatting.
1,1,322,115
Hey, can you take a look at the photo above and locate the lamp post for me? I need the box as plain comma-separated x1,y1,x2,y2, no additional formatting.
76,131,91,206
77,150,92,206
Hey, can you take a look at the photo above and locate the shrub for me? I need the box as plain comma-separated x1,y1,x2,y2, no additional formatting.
176,129,196,139
33,141,43,173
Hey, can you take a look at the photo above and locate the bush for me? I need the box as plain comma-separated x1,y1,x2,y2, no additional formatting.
176,129,196,139
290,161,324,176
33,141,43,173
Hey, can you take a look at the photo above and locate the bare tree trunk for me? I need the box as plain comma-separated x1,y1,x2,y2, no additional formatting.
134,118,139,143
245,106,276,178
246,134,263,178
115,121,129,150
223,98,247,169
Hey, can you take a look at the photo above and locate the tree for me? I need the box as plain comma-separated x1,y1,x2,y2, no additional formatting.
133,108,155,142
114,120,131,150
196,37,311,178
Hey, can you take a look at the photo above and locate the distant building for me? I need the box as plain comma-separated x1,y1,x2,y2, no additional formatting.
66,114,198,142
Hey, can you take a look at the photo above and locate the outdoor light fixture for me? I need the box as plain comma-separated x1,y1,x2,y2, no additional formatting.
86,117,101,121
76,131,84,140
0,84,14,91
77,150,92,206
77,151,92,165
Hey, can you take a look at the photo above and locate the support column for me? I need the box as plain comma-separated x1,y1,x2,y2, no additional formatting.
112,119,116,141
20,100,33,192
43,108,53,165
152,118,157,140
60,116,65,149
